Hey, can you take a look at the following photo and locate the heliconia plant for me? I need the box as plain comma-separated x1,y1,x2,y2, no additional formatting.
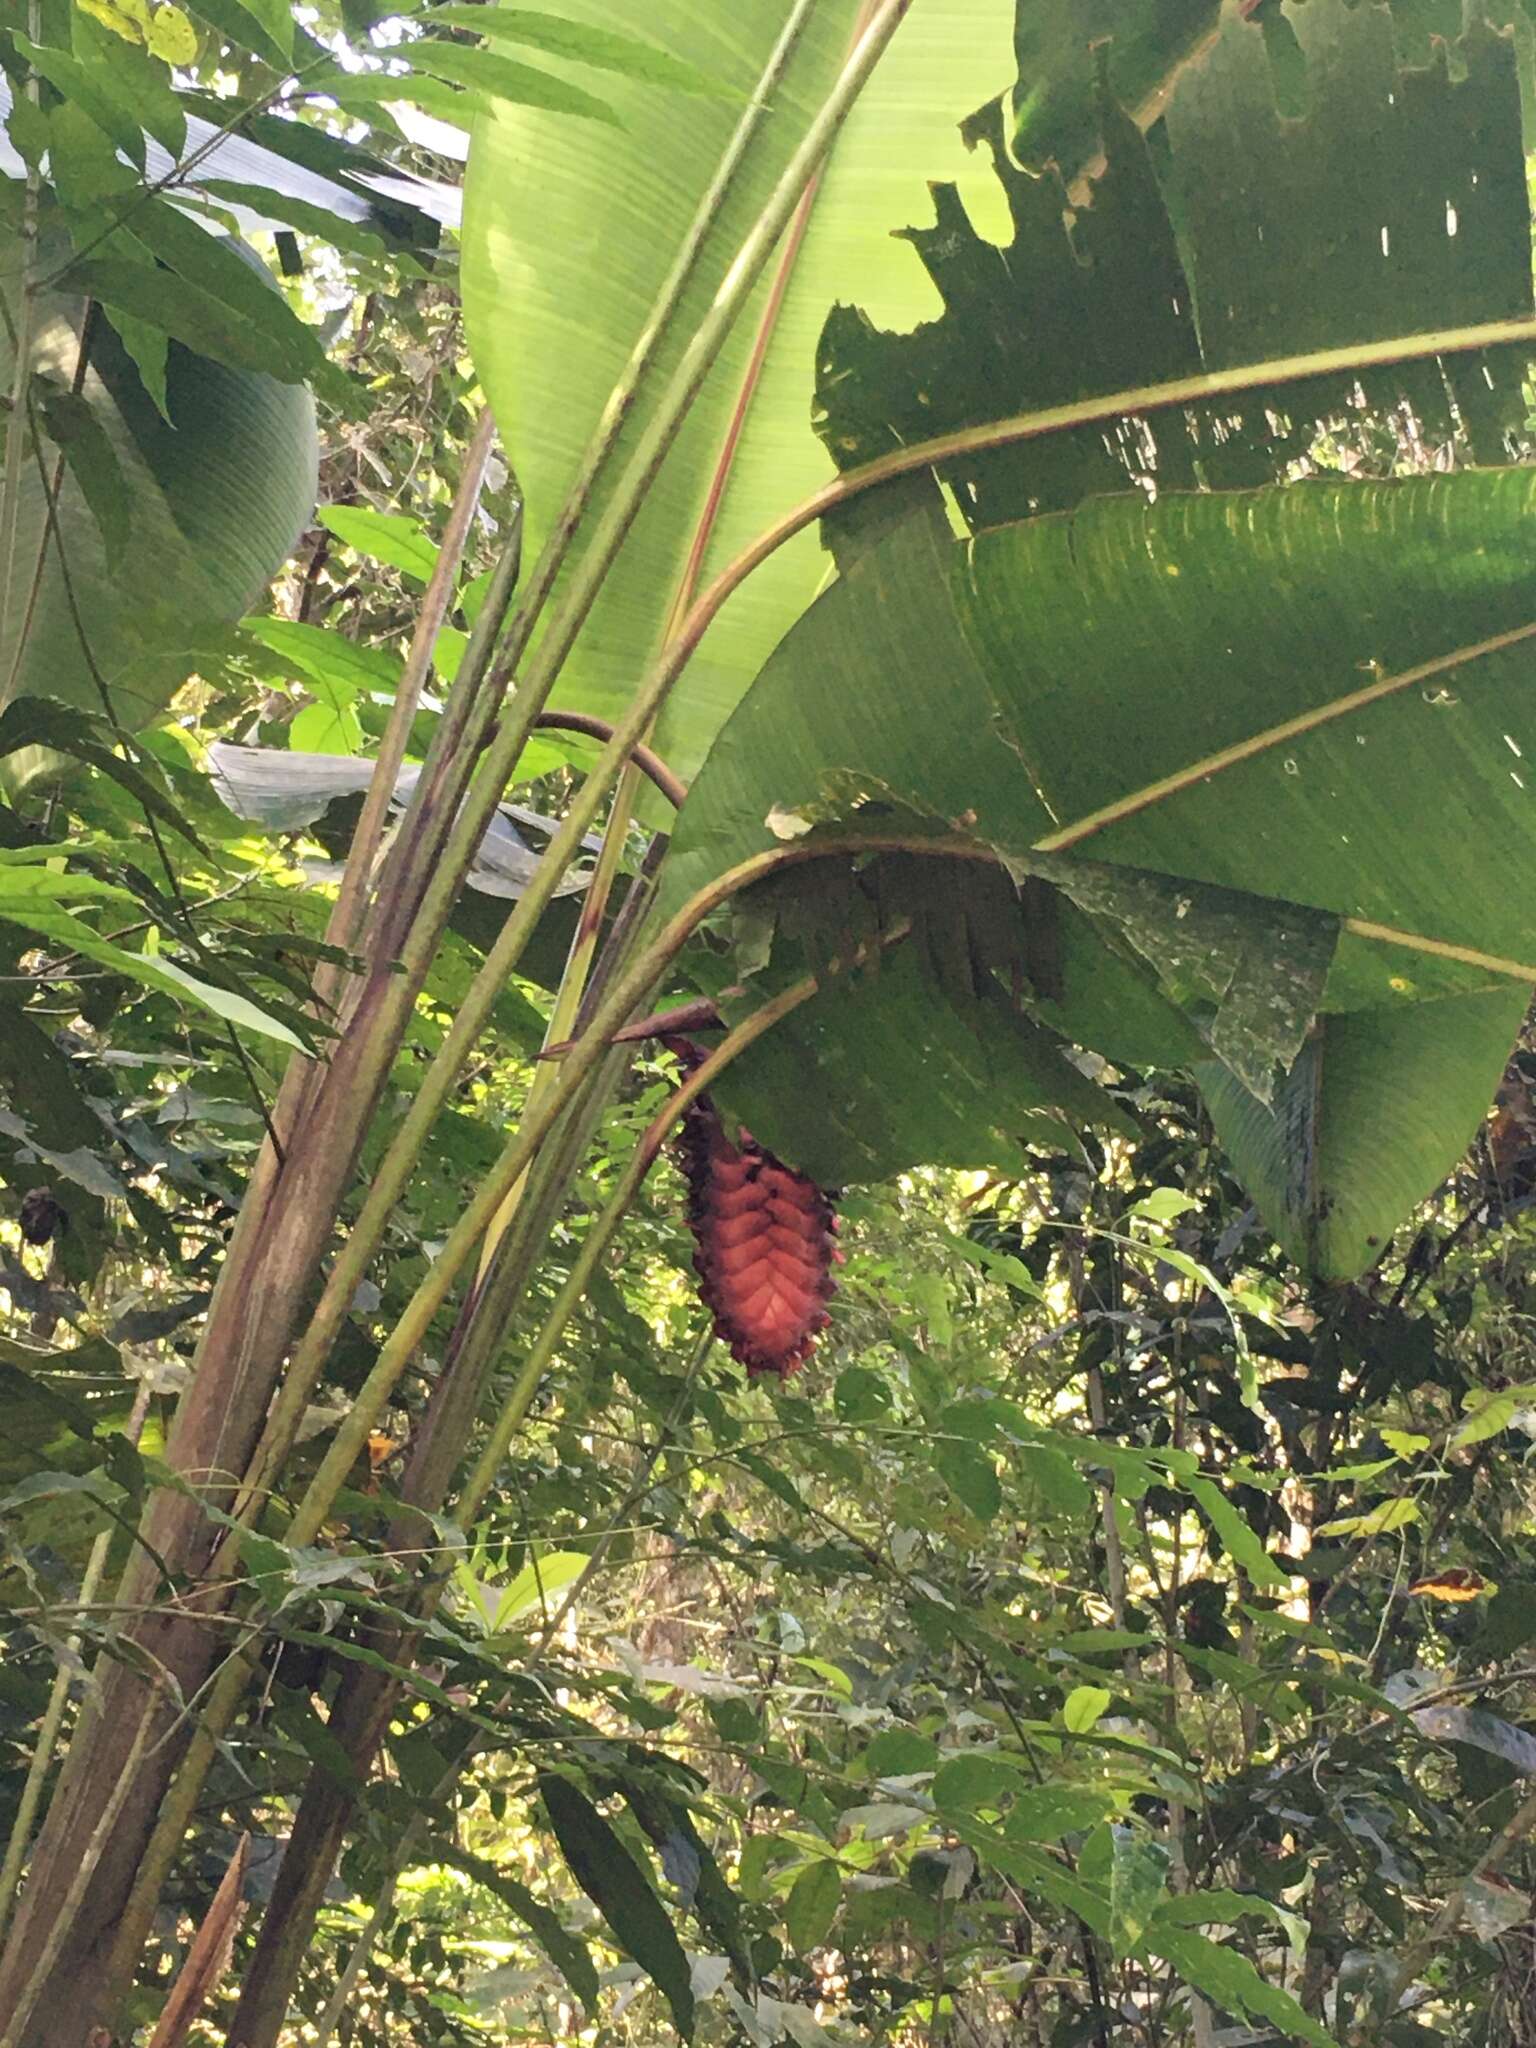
6,0,1536,2040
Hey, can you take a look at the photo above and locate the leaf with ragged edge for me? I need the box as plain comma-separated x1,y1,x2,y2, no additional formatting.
707,854,1137,1190
430,1841,599,2012
1153,1927,1340,2048
666,469,1536,1274
816,3,1529,536
540,1775,694,2038
657,1,1536,1277
1005,0,1219,175
462,0,1023,793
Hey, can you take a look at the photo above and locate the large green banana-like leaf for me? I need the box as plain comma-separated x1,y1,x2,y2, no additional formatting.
663,467,1536,1278
0,221,318,792
655,0,1536,1277
816,2,1530,539
461,0,1030,788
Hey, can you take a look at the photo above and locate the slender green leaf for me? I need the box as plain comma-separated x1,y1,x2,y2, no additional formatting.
71,11,186,157
0,890,307,1050
540,1775,694,2038
198,182,389,260
243,618,402,697
392,42,618,122
1181,1474,1288,1590
35,390,131,571
1109,1828,1170,1956
308,71,491,129
426,8,735,98
1154,1928,1339,2048
11,36,146,164
433,1841,599,2011
226,0,293,60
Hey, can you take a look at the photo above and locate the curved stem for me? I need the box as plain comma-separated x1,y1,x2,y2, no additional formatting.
532,710,687,810
687,312,1536,640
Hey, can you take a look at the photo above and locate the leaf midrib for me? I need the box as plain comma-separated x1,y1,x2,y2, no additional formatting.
1032,619,1536,856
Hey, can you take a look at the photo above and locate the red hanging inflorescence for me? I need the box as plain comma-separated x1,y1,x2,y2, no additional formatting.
666,1039,842,1379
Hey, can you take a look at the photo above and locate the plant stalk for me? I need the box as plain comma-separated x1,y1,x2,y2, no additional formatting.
225,979,820,2048
222,0,919,1555
0,4,44,719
